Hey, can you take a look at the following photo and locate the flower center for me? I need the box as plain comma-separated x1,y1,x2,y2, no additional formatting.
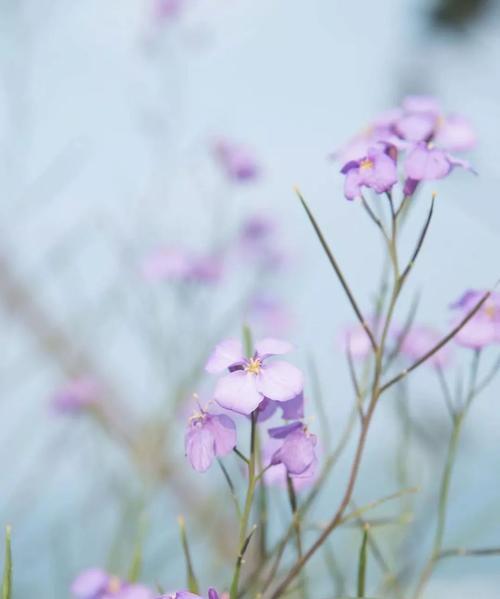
245,357,261,375
485,303,496,319
359,158,373,171
107,576,122,594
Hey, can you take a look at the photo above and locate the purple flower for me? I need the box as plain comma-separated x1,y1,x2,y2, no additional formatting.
205,338,304,415
52,378,101,414
399,325,452,368
156,590,219,599
141,247,223,285
339,322,374,360
341,144,398,200
185,409,237,472
434,114,476,152
450,290,500,349
268,422,317,475
71,569,154,599
403,142,476,194
213,139,259,183
154,0,184,21
262,438,318,492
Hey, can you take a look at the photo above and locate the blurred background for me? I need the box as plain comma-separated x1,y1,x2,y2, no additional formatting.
1,0,500,597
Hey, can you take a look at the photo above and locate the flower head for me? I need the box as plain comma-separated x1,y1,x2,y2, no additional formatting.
205,338,304,415
141,247,223,285
213,139,259,183
52,378,101,414
268,422,317,475
450,290,500,349
71,569,153,599
340,144,398,201
185,408,237,472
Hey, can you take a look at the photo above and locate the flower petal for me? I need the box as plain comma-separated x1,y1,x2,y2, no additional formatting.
271,430,317,475
343,167,362,200
205,338,244,373
255,338,293,359
214,370,263,415
257,361,304,402
268,421,303,439
185,426,215,472
404,144,451,181
206,414,237,456
71,569,109,598
279,392,304,419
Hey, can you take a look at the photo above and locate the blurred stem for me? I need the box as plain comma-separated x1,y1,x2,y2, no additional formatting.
413,350,481,599
357,526,369,598
178,515,200,594
230,412,257,599
2,526,12,599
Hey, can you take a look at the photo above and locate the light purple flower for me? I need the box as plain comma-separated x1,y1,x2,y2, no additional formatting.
213,139,259,183
399,325,452,368
141,247,223,285
185,409,237,472
157,590,219,599
205,338,304,415
52,378,101,414
341,144,398,200
434,114,476,152
262,437,318,492
450,290,500,349
268,422,317,475
404,142,475,191
71,569,153,599
339,322,374,360
153,0,184,21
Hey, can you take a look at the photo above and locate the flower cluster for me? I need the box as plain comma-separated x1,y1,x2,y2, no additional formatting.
336,96,476,200
184,336,317,487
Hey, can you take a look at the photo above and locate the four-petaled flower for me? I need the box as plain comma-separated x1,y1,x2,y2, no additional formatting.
185,409,237,472
205,338,304,415
340,144,398,201
268,422,317,476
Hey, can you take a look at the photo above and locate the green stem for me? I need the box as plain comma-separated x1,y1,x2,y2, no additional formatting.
230,413,257,599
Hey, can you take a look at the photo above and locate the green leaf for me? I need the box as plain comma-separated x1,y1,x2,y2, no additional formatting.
357,526,369,598
178,516,199,594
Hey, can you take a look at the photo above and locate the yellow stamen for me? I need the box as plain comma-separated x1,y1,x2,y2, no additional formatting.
107,576,121,594
245,357,261,375
485,303,496,319
359,158,373,171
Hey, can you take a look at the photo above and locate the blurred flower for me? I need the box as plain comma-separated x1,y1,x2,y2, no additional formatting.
434,114,476,152
339,322,375,360
268,421,317,475
52,378,101,414
247,295,293,337
340,144,398,200
71,569,154,599
450,290,500,349
185,409,236,472
404,142,475,185
205,338,303,415
157,590,219,599
153,0,184,22
141,247,223,284
213,138,259,183
237,215,287,272
399,325,452,368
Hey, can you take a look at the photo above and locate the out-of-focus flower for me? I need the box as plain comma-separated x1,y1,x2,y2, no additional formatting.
268,421,317,475
185,409,236,472
404,142,475,185
71,569,154,599
399,325,452,368
262,437,318,492
434,114,476,152
339,322,375,360
52,378,101,414
153,0,184,22
141,247,223,285
236,215,286,271
205,338,303,415
450,290,500,349
247,295,293,338
213,138,259,183
157,590,219,599
340,144,398,200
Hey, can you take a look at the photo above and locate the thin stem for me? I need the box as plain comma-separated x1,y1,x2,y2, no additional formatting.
296,188,377,352
230,413,257,599
400,194,435,283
